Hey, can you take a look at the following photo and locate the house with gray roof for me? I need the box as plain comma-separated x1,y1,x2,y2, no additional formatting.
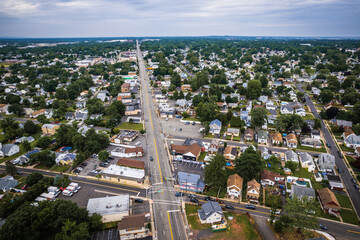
291,185,316,200
344,133,360,149
178,172,205,193
0,176,18,192
75,112,88,121
318,153,336,171
1,144,20,157
298,152,315,172
197,201,224,224
257,130,268,145
301,137,322,148
285,150,299,163
280,105,294,114
335,120,352,128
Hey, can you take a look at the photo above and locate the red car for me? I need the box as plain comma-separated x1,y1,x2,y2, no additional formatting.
21,184,28,190
59,187,66,192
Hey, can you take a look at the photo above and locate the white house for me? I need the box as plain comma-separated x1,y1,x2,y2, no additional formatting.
280,105,294,114
318,153,336,171
197,201,223,224
285,150,299,163
1,144,20,157
298,152,315,172
227,174,243,199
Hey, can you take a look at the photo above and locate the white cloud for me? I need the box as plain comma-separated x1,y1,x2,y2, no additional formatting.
0,0,41,16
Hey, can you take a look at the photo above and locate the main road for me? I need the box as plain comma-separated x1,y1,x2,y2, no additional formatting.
137,41,187,240
297,83,360,217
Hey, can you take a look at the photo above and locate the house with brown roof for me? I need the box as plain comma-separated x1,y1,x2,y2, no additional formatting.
286,133,297,148
118,214,149,240
181,84,192,92
170,143,201,161
244,128,254,141
260,170,284,186
121,82,131,93
271,132,283,145
116,158,145,169
0,104,8,113
227,174,243,199
224,146,237,160
30,109,46,118
317,188,341,217
247,179,261,204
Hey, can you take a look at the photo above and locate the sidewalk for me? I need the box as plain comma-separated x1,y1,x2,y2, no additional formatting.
252,216,278,240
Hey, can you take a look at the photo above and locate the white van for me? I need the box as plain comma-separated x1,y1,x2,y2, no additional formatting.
69,182,81,191
66,185,77,193
40,193,56,201
62,189,73,197
47,186,60,196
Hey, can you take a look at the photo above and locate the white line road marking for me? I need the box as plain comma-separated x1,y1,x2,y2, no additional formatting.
167,210,180,213
136,192,140,197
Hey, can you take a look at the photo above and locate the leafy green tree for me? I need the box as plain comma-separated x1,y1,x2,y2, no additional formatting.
98,150,109,162
318,89,334,104
250,108,268,128
284,196,318,232
21,140,32,152
36,114,49,124
285,161,298,173
181,112,190,118
313,118,321,130
55,220,90,240
204,155,227,190
246,80,262,99
196,102,219,123
235,147,263,183
26,172,44,186
29,150,55,167
36,136,52,149
24,120,40,135
5,161,17,176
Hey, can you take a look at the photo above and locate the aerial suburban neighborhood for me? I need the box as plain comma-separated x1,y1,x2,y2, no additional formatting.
0,36,359,240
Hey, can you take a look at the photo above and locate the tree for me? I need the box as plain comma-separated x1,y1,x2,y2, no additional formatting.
37,136,52,149
235,147,263,183
21,140,32,152
37,114,48,124
284,196,318,232
181,112,190,119
313,118,321,130
318,89,334,104
296,92,304,102
325,107,339,119
250,108,267,128
5,161,17,176
246,80,262,99
55,220,90,240
285,161,298,173
8,104,24,116
204,155,227,190
29,150,55,167
196,102,219,123
26,172,44,186
24,120,40,135
98,150,109,162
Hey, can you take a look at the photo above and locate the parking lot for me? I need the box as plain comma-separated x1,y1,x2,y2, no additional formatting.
159,117,203,139
57,185,118,208
173,159,205,180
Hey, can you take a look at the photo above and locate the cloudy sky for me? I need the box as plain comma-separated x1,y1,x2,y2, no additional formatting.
0,0,359,38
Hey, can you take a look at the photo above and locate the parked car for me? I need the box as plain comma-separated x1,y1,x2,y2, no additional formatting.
108,156,114,160
175,192,184,197
16,171,23,175
326,143,331,148
270,209,281,215
99,162,108,167
246,204,256,210
188,194,196,198
351,178,357,184
21,184,28,190
192,122,195,125
319,224,328,230
338,167,343,174
281,190,286,196
190,198,199,203
179,128,182,132
338,151,343,158
185,122,190,125
225,205,234,210
134,198,144,203
150,156,154,161
80,162,87,167
216,199,224,204
354,184,360,190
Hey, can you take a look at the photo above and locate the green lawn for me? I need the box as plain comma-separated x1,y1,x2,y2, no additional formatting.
204,188,227,198
183,117,199,122
34,164,52,170
293,167,324,190
233,136,241,141
340,145,355,153
341,209,360,225
185,204,210,230
102,221,119,229
303,114,315,120
50,165,70,172
335,193,353,209
117,122,143,131
296,145,327,153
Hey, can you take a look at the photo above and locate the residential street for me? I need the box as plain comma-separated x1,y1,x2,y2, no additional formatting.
297,83,360,218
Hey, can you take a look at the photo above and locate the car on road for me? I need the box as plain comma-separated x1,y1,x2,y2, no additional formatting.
16,171,23,175
338,151,343,158
80,162,87,167
326,143,331,148
179,128,182,132
319,224,328,230
150,156,154,161
204,196,214,201
354,184,360,190
165,117,169,121
281,190,286,196
99,162,108,167
351,178,357,184
225,205,234,210
175,192,184,197
134,198,144,203
270,209,281,215
108,156,114,160
185,122,190,125
246,204,256,210
338,167,343,174
188,194,196,198
192,122,195,125
190,198,199,203
216,199,224,204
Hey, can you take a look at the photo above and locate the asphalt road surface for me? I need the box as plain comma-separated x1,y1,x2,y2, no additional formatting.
137,41,187,240
297,83,360,219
